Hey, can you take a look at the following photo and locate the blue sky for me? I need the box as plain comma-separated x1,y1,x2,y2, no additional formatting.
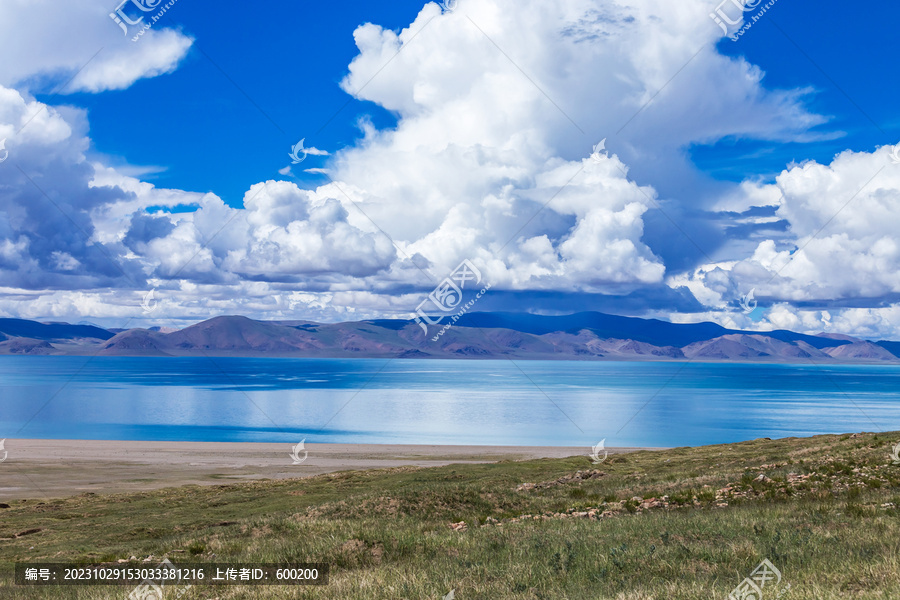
53,0,898,204
58,1,429,206
699,1,900,180
2,0,900,339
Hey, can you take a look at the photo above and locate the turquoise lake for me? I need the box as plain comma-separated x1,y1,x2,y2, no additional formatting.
1,357,899,447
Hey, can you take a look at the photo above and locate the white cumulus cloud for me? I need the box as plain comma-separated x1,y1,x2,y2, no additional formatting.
5,0,896,337
0,0,192,93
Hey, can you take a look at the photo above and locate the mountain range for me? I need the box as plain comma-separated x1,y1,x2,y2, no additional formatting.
0,312,897,363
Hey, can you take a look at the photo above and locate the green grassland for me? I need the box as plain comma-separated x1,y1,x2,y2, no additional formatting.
2,432,900,599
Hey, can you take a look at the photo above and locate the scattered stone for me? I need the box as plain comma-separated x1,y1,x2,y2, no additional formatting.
450,521,468,532
369,542,385,564
514,454,893,531
516,470,607,492
340,539,367,553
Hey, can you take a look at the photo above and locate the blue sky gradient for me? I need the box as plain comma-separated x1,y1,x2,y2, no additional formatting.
1,0,899,339
54,0,899,203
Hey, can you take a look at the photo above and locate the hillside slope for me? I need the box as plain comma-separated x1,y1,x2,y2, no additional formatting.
1,313,896,362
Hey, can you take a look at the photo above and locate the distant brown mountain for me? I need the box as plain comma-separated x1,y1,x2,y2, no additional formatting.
0,313,897,363
823,342,898,361
682,334,831,360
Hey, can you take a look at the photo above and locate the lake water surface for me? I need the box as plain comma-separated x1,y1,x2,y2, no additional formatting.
1,357,899,447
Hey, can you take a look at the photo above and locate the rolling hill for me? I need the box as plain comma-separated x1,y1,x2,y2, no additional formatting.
0,312,896,363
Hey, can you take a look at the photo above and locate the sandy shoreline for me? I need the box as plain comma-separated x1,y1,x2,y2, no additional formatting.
0,439,658,501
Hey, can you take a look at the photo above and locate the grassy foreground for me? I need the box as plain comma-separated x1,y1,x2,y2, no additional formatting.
1,432,900,599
